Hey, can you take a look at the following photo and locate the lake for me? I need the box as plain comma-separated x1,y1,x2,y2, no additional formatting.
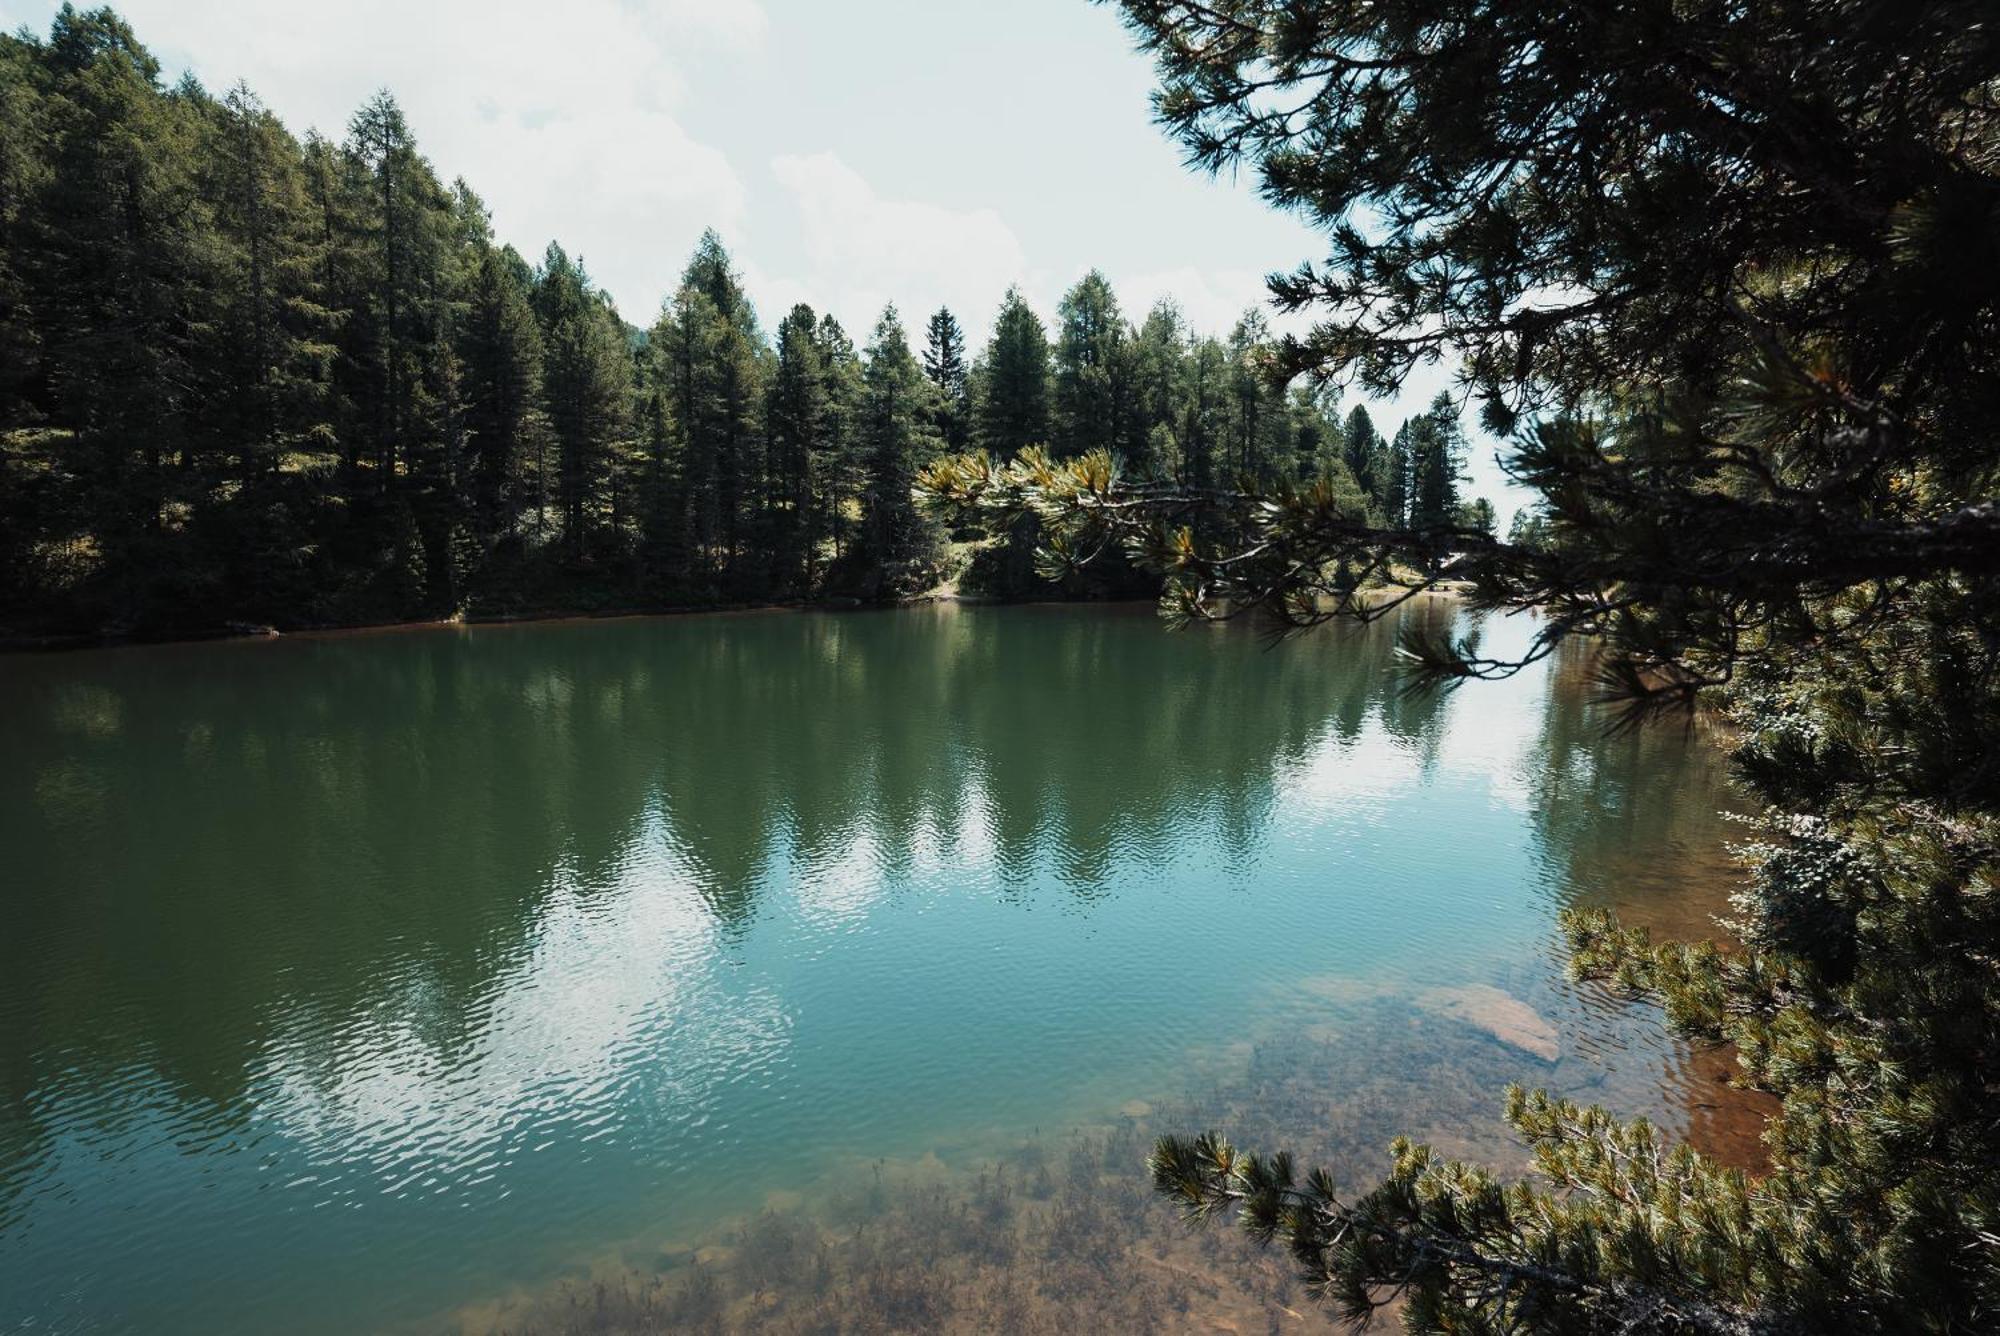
0,601,1756,1332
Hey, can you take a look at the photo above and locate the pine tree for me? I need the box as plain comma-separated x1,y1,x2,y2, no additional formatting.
974,286,1050,455
2,4,1735,652
921,306,971,453
460,244,543,547
1179,337,1229,494
767,304,828,592
1129,299,1188,481
854,306,938,593
298,128,370,483
1225,308,1287,482
1383,419,1413,529
1341,405,1383,510
632,371,691,601
815,313,865,566
1284,385,1338,484
963,287,1056,597
1052,269,1132,463
418,317,476,610
204,82,328,479
0,31,46,437
653,281,723,580
1505,504,1553,551
1406,394,1464,532
345,90,420,486
660,232,764,589
533,244,629,559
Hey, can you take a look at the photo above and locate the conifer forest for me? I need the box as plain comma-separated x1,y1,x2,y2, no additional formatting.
0,6,1488,640
4,3,1999,1335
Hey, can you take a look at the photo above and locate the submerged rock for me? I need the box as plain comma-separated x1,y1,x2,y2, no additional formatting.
1417,984,1560,1062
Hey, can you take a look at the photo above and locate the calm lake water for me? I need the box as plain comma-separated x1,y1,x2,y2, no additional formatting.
0,602,1751,1332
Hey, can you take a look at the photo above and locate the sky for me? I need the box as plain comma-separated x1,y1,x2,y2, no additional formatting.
1,0,1524,516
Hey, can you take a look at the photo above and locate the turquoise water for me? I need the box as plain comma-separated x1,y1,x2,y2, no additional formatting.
0,602,1743,1331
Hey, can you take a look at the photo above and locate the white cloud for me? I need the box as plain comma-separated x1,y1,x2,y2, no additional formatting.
753,151,1034,342
29,0,766,320
743,154,1306,359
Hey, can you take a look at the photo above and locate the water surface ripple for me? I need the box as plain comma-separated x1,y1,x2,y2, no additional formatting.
0,603,1747,1331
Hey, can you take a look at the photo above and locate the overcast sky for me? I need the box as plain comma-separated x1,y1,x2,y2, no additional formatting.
3,0,1525,516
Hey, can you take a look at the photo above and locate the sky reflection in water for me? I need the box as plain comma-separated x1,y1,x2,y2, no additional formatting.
0,602,1746,1332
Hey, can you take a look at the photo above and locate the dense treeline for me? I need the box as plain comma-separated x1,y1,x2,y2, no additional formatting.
0,6,1488,639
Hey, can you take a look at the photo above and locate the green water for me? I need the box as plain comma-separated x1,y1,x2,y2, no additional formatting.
0,602,1742,1332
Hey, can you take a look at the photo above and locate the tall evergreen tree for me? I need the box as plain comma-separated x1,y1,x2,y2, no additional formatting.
460,244,543,546
974,286,1050,455
653,281,723,580
1052,269,1132,463
0,31,46,437
298,127,370,484
202,82,329,479
633,376,689,599
815,313,865,565
767,303,828,592
1129,299,1188,481
1225,308,1287,482
855,306,938,590
1406,394,1464,531
921,306,971,454
533,244,629,558
1284,385,1337,483
666,232,764,587
1458,495,1495,537
1383,419,1413,529
1341,404,1383,509
0,5,1444,638
1178,337,1230,494
345,90,422,486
